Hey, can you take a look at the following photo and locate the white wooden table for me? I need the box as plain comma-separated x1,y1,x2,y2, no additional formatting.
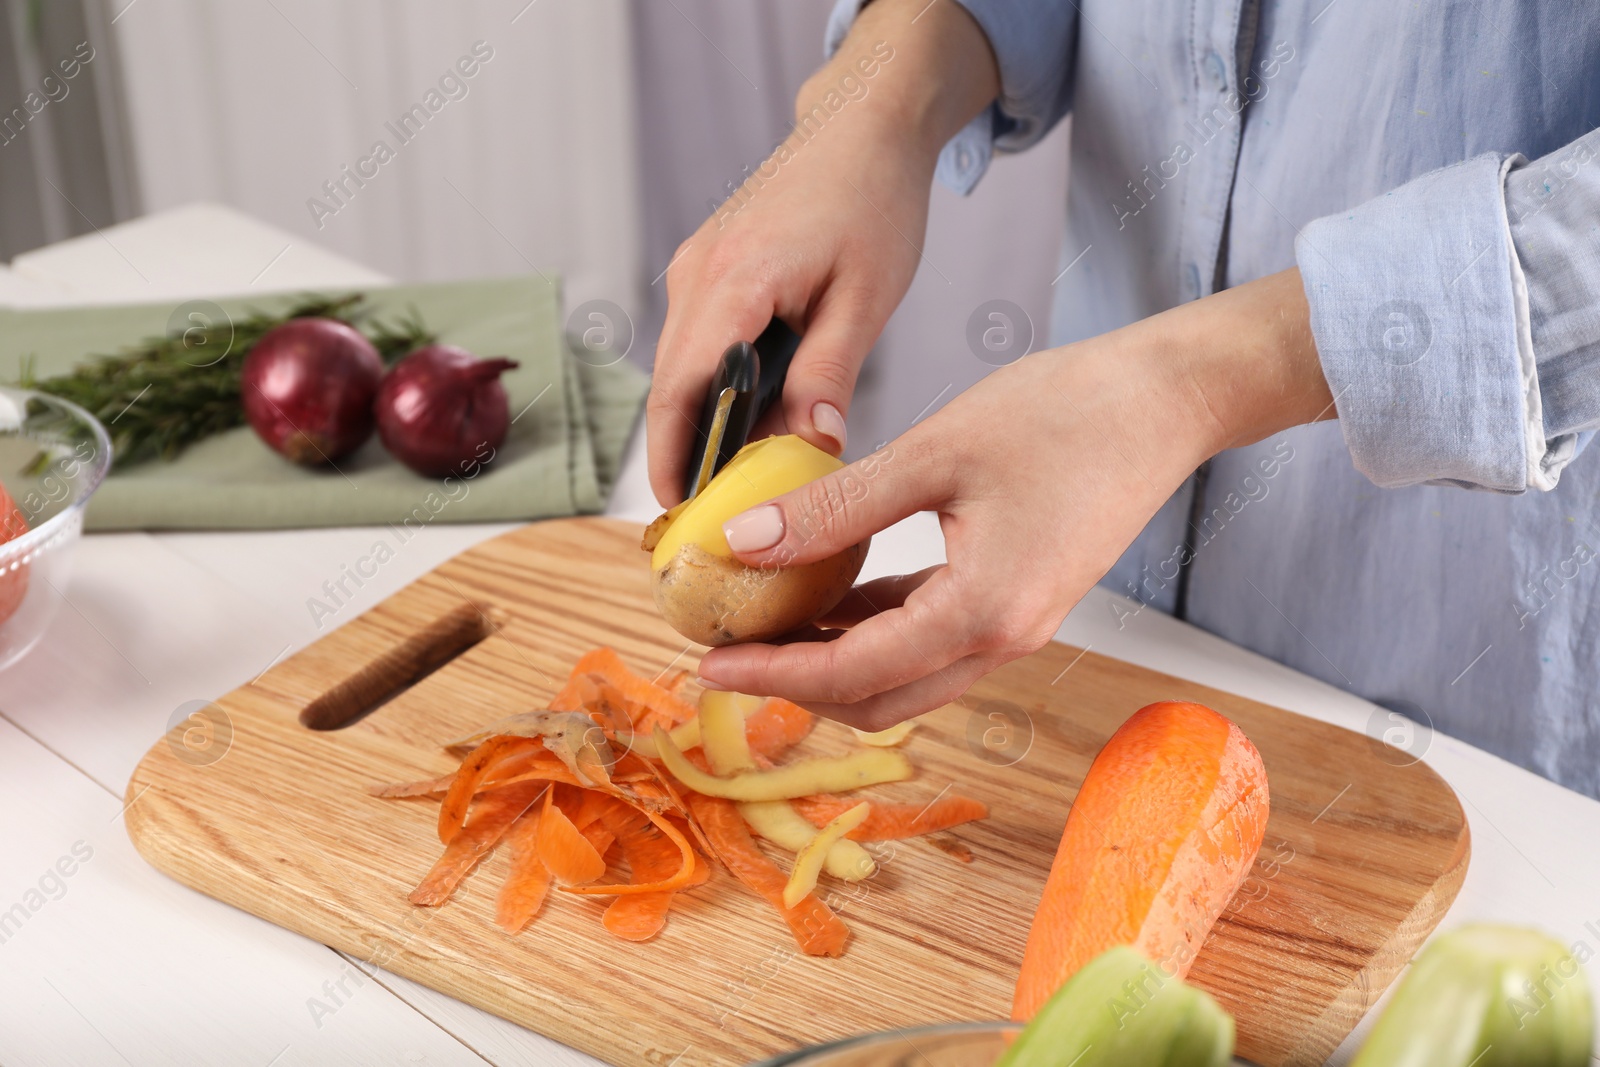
2,204,1597,1066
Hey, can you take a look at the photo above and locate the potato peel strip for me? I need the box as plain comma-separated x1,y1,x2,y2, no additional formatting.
784,802,870,908
654,725,912,801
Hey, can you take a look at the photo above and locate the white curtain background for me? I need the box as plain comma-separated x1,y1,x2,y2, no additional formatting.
108,0,644,317
95,0,1069,453
0,0,136,260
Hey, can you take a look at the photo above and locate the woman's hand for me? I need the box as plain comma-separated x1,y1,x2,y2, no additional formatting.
695,269,1336,730
646,0,998,506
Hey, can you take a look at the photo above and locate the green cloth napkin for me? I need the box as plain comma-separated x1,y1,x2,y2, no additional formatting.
0,275,648,531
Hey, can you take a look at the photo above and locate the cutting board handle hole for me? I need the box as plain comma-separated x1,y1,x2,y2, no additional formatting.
300,603,498,730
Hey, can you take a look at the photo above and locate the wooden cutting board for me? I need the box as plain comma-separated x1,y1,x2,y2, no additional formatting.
124,518,1468,1067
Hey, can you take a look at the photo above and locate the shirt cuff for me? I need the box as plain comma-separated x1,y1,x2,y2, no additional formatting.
1298,152,1547,493
1503,128,1600,480
824,0,1072,195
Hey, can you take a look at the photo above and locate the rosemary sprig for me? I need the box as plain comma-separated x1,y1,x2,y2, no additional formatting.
18,293,434,470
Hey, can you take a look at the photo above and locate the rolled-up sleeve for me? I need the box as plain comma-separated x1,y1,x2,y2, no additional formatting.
824,0,1076,194
1505,130,1600,472
1299,127,1600,493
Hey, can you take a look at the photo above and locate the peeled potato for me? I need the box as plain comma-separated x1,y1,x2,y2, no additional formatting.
644,435,868,646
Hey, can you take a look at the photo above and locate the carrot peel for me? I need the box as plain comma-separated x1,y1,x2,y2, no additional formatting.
560,803,696,896
411,781,546,906
535,788,608,884
792,793,989,841
602,808,689,942
689,794,849,957
379,646,978,955
495,805,553,932
438,736,542,844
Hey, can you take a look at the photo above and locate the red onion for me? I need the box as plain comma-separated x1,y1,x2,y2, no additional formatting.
375,345,518,477
240,318,384,465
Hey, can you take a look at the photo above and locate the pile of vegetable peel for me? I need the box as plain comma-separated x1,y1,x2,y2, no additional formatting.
371,646,988,955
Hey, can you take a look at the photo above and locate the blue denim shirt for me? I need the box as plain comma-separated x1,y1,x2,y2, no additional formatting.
827,0,1600,797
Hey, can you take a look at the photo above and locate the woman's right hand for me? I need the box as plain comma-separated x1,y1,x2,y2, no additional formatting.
697,269,1336,728
645,0,1000,507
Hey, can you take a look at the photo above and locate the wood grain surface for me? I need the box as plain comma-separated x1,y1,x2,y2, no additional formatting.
123,518,1469,1066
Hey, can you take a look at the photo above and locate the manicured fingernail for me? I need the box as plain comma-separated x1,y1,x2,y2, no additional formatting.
696,675,728,691
811,401,847,454
723,503,784,553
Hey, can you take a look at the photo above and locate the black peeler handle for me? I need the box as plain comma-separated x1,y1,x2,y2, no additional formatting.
683,318,801,500
750,317,801,423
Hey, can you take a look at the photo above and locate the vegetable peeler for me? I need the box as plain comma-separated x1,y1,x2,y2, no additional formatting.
682,317,801,502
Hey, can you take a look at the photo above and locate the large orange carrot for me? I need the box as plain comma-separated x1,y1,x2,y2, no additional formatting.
1011,701,1269,1021
792,793,989,840
687,794,850,957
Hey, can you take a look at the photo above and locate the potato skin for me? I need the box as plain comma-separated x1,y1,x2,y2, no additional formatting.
652,539,869,646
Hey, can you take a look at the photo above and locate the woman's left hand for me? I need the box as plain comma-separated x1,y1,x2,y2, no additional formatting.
695,269,1335,730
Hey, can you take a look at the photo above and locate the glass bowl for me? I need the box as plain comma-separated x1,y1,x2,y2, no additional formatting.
0,387,112,672
751,1021,1254,1067
752,1022,1022,1067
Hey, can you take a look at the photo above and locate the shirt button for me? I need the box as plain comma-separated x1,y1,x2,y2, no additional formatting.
1204,50,1227,90
957,145,973,172
1186,262,1202,297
